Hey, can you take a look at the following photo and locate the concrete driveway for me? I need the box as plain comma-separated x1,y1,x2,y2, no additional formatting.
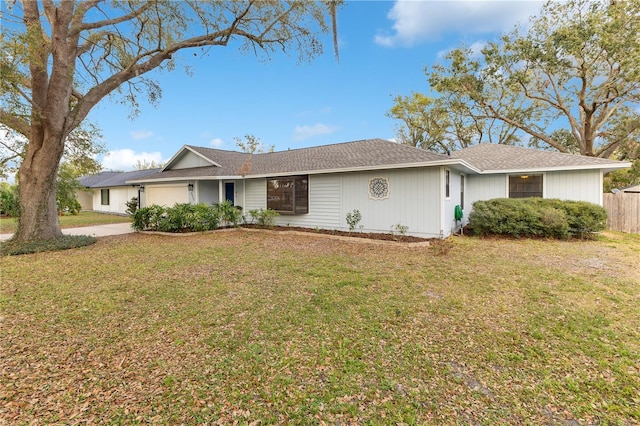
0,222,134,241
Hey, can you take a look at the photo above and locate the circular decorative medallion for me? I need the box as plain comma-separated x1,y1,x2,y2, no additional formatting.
368,177,389,200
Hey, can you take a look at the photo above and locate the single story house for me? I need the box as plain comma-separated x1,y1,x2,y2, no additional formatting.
77,168,160,215
119,139,629,238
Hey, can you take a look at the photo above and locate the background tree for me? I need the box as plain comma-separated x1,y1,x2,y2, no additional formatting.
133,159,164,170
393,0,640,158
0,0,340,242
387,92,520,154
1,122,104,179
234,134,274,154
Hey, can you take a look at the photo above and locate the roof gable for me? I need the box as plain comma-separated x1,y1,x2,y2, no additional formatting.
162,145,221,171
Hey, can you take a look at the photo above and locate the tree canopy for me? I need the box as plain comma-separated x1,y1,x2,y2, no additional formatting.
234,134,274,154
391,0,640,159
0,0,340,242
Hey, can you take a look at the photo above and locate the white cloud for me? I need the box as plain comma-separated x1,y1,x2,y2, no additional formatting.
209,138,224,148
293,123,339,141
102,149,164,171
129,129,154,140
375,0,544,47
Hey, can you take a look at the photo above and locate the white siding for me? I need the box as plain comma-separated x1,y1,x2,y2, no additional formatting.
545,170,603,205
76,189,93,211
275,174,342,229
466,174,508,209
443,169,464,235
197,181,219,205
245,175,342,229
244,179,266,210
145,183,189,207
341,168,442,238
171,152,212,169
466,170,604,209
245,170,442,237
92,187,137,214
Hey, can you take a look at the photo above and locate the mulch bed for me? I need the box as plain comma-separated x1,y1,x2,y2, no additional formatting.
241,224,431,243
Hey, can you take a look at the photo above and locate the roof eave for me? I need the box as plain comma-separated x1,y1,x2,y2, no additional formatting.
245,158,479,178
477,162,632,175
126,175,243,184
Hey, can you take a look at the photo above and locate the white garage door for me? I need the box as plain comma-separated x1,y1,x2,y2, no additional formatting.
146,184,189,207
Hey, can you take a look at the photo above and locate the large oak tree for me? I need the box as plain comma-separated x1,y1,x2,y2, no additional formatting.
0,0,340,242
391,0,640,158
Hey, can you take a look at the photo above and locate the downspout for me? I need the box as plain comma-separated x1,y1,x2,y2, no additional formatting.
598,170,604,206
439,166,445,238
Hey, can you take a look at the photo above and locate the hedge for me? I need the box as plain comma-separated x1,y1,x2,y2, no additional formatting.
468,198,607,239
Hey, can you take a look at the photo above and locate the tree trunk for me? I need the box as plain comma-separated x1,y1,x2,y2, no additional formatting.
13,132,65,242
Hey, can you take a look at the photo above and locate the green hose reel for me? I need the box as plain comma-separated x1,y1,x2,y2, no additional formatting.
454,205,463,221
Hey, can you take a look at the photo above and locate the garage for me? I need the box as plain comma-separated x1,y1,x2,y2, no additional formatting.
145,183,189,207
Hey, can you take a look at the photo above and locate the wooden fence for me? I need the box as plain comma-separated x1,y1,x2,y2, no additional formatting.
603,193,640,234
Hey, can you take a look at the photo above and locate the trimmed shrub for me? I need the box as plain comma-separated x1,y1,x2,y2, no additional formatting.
215,200,243,227
125,197,138,216
132,203,221,232
346,209,362,232
131,204,167,231
247,208,279,226
469,198,606,239
525,198,607,237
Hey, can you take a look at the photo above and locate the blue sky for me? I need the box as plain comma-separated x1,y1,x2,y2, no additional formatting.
91,1,544,171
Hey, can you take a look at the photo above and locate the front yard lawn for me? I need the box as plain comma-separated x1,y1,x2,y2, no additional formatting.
1,231,638,424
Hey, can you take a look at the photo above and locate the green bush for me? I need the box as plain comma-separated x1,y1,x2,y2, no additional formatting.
132,203,221,232
469,198,606,239
525,198,607,237
345,209,362,232
0,183,19,217
247,208,280,226
131,204,166,231
125,197,138,216
215,200,243,227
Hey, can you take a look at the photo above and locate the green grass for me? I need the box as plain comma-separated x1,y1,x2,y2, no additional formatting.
1,231,638,424
0,211,131,234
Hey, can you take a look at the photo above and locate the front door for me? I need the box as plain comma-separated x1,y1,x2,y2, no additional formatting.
225,182,235,205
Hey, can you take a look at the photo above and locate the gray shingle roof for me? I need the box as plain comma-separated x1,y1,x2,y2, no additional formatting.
450,143,626,172
124,140,630,184
131,139,452,182
78,168,160,187
242,138,450,175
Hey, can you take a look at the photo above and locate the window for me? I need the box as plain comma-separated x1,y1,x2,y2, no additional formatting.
445,170,450,198
460,174,465,209
267,175,308,214
509,174,543,198
101,189,110,205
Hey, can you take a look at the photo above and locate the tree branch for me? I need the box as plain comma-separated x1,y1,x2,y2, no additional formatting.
0,109,31,137
70,2,155,36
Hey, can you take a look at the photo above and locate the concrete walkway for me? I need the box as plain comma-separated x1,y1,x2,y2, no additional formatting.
0,222,134,241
